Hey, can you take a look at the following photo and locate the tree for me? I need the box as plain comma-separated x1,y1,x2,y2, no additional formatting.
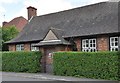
0,27,2,51
2,26,19,51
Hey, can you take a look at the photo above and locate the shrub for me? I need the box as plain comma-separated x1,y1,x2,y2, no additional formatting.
0,52,2,71
53,52,119,80
2,51,42,73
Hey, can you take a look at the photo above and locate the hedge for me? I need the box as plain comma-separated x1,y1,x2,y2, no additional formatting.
53,52,119,80
1,51,42,73
0,52,2,71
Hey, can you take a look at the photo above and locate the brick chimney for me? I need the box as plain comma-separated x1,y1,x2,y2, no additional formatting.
27,6,37,20
2,21,8,27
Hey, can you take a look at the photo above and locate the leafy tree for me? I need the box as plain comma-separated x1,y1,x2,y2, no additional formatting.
2,26,19,51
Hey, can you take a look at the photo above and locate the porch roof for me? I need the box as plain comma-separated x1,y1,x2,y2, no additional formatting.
34,39,71,46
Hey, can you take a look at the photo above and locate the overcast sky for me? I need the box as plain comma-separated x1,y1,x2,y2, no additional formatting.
0,0,109,26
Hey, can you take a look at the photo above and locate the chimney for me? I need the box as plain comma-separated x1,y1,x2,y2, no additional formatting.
2,21,8,27
27,6,37,20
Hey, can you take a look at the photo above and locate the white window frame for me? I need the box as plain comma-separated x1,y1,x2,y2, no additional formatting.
110,37,118,51
82,38,97,52
31,43,39,51
16,44,24,51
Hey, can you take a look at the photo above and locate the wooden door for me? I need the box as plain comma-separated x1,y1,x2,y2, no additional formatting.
44,47,56,74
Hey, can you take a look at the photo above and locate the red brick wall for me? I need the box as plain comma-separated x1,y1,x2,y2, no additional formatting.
74,38,81,51
8,35,109,52
8,44,16,51
74,36,109,52
8,43,31,51
24,43,30,51
97,35,109,51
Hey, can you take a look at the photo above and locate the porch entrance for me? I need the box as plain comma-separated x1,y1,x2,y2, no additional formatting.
44,47,56,74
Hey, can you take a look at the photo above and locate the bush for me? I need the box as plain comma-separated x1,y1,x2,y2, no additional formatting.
53,52,119,80
2,51,42,73
0,52,2,71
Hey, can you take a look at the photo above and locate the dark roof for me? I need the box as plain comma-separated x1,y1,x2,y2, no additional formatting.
35,28,71,46
6,1,120,44
3,16,27,31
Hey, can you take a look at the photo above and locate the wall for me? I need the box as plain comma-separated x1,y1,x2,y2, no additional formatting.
74,38,81,51
8,43,31,51
97,35,109,51
24,43,30,51
8,44,16,51
8,35,110,52
74,35,109,51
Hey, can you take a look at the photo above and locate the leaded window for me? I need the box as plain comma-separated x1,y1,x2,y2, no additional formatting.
82,39,97,52
16,44,24,51
110,37,118,51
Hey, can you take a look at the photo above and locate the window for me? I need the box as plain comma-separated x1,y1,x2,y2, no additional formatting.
16,44,24,51
31,43,39,51
110,37,118,51
82,38,97,52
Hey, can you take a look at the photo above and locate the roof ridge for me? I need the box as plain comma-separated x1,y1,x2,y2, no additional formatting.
36,2,107,18
50,27,64,31
7,16,27,23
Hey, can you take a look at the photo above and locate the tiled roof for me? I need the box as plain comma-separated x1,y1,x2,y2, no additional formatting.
6,1,120,44
3,16,27,31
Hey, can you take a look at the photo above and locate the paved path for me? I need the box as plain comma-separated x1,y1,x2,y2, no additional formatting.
2,75,52,81
1,72,118,82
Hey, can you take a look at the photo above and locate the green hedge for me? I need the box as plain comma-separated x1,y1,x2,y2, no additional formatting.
53,52,119,80
0,52,2,71
2,51,42,73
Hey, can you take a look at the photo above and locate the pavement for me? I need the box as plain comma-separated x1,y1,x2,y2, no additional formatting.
1,72,116,82
0,72,2,82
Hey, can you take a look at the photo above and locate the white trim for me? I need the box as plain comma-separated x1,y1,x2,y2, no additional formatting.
82,38,97,52
28,16,33,22
31,43,39,51
110,37,118,51
16,44,24,51
41,40,61,42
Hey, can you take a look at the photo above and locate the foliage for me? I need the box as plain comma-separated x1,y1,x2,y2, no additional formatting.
1,26,19,51
1,51,42,73
0,27,2,51
53,52,119,80
0,52,2,70
2,26,19,42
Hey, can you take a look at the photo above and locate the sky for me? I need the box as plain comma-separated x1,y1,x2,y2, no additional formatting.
0,0,110,26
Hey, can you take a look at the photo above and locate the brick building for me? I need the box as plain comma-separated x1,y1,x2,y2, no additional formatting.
2,6,37,32
2,16,27,32
6,1,120,73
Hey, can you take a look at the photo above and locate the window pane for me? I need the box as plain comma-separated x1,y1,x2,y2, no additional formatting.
31,43,39,51
110,37,118,51
115,48,118,51
93,40,95,43
115,38,118,41
115,42,118,46
86,40,89,43
16,44,24,51
111,38,114,42
90,44,92,47
82,38,96,52
86,44,89,47
90,40,92,43
111,43,114,46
